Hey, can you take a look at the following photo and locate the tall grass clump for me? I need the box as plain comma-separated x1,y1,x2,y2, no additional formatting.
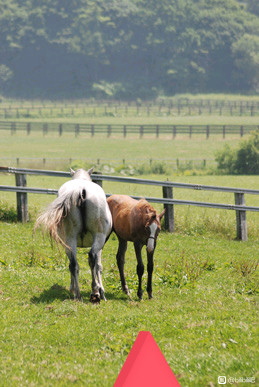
0,200,17,222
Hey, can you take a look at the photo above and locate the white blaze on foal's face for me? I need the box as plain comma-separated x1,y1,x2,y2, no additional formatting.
147,222,158,253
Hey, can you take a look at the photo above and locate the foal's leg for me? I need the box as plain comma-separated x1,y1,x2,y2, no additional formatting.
134,242,144,300
65,240,81,301
147,249,155,299
88,233,106,303
116,237,130,296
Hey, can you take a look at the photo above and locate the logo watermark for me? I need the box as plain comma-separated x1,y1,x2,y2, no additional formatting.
218,376,226,384
218,376,255,384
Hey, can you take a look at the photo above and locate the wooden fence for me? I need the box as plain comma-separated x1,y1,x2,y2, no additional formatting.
0,121,257,138
1,167,259,241
0,156,216,170
1,99,259,118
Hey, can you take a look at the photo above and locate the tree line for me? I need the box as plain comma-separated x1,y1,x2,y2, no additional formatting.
0,0,259,99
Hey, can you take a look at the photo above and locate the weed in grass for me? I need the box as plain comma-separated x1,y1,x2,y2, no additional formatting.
0,200,17,222
156,252,215,289
226,259,259,295
232,259,258,277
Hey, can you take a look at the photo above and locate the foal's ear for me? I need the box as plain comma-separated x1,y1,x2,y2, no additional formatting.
70,167,75,176
159,209,166,220
87,167,94,176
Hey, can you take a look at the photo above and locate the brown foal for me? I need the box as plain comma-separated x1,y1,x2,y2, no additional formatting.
107,195,165,300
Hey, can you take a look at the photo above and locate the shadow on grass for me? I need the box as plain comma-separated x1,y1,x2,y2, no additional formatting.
31,284,130,304
31,284,73,304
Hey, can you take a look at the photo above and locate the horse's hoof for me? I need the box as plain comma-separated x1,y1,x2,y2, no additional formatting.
90,294,100,304
148,294,153,300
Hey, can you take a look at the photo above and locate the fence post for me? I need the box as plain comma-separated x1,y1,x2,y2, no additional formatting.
107,125,111,137
43,123,48,135
140,125,144,138
91,124,95,137
15,173,29,222
92,172,103,187
75,124,79,137
59,123,63,136
235,193,247,241
173,125,176,139
123,125,127,138
206,125,210,139
11,122,16,135
240,125,244,137
27,122,31,135
156,125,159,138
223,125,226,139
162,185,174,232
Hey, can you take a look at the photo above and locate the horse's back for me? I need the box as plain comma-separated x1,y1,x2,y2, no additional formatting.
107,195,145,241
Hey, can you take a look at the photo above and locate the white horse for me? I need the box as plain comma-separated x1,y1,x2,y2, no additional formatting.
35,168,112,303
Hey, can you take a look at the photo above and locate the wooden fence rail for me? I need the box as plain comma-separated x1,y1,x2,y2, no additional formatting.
1,98,259,108
0,156,217,170
0,121,258,138
1,167,259,241
1,99,259,118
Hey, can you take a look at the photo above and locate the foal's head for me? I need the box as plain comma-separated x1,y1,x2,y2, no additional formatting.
70,167,94,181
142,202,165,253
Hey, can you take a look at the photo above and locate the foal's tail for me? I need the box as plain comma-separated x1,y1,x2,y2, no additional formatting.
34,188,86,248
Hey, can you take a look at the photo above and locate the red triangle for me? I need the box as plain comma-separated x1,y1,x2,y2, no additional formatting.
114,331,181,387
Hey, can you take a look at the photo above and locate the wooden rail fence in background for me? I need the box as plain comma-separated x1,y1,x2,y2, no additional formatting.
0,156,217,170
1,99,259,118
0,121,258,138
1,167,259,241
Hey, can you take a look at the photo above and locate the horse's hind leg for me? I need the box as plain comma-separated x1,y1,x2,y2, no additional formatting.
134,242,144,300
116,238,130,296
88,233,106,303
65,242,81,301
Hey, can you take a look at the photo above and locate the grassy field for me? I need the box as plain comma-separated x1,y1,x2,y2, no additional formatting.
0,129,255,173
0,219,258,386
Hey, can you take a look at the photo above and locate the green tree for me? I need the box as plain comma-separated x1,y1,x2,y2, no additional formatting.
216,131,259,175
232,34,259,91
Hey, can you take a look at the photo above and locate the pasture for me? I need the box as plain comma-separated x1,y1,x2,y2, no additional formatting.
0,126,257,172
0,219,258,386
0,97,258,386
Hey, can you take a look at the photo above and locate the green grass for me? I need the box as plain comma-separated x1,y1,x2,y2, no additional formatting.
0,95,258,385
0,130,254,174
162,93,259,101
0,220,258,386
3,114,259,126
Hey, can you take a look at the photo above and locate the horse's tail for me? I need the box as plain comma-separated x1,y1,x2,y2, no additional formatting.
34,187,87,248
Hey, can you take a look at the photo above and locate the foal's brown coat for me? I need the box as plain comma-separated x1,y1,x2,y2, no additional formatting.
107,195,165,299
